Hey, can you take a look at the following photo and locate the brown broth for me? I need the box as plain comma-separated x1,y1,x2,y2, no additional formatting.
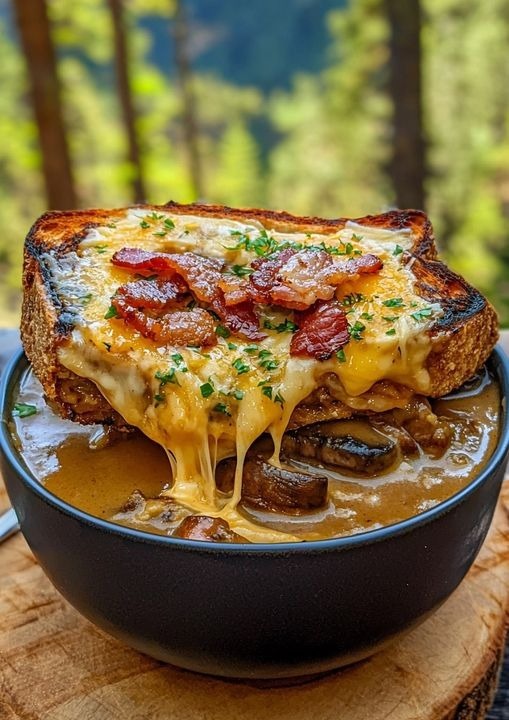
10,366,501,541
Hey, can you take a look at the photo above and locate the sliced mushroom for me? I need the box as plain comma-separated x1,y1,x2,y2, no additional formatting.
173,515,246,543
216,454,328,514
282,420,399,476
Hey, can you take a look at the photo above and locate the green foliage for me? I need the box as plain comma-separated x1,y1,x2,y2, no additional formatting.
0,0,508,327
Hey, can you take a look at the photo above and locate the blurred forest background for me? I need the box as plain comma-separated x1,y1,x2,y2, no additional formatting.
0,0,508,327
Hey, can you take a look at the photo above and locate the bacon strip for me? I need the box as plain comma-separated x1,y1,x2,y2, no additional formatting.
217,275,252,306
162,253,224,304
112,248,179,276
290,301,349,360
250,249,383,311
249,248,296,305
211,296,266,341
112,297,216,347
116,277,187,311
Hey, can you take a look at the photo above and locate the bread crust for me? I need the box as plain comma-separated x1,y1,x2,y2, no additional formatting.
21,202,499,427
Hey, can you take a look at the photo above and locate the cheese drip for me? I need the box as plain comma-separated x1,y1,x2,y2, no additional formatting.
54,209,440,542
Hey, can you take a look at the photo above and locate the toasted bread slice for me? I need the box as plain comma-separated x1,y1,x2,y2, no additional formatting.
21,202,498,429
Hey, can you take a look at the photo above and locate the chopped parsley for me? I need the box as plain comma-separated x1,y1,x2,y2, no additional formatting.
336,348,346,363
257,349,279,371
393,244,404,256
164,218,175,230
386,328,397,336
382,297,405,308
12,403,37,418
96,245,108,254
213,402,231,415
263,318,299,333
243,344,260,355
349,321,366,341
232,358,250,375
227,341,238,351
139,219,150,229
411,307,434,322
155,368,180,387
261,385,273,399
274,391,285,405
104,305,118,319
382,315,398,323
153,230,168,237
171,353,188,371
200,381,215,398
229,264,254,277
360,312,374,321
342,293,364,307
215,324,230,339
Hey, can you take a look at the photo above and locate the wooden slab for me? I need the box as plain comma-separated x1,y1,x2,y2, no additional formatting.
1,471,508,720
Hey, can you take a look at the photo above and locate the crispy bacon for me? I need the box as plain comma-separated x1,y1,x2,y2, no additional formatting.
271,250,334,310
250,249,383,311
111,248,178,276
112,297,216,347
162,252,224,303
290,301,349,360
217,275,251,306
249,248,296,304
326,253,383,284
211,296,266,341
115,277,187,311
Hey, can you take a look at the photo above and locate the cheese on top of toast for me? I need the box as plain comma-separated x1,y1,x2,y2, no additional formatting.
51,209,441,542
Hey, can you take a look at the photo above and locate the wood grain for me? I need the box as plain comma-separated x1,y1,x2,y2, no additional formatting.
1,330,509,718
0,469,508,720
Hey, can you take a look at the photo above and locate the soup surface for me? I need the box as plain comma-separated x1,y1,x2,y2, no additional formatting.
10,364,500,543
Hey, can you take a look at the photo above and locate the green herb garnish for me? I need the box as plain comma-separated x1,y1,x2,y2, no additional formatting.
229,264,254,277
200,381,215,398
360,312,374,321
386,328,397,336
349,321,366,341
12,403,37,418
274,391,285,405
411,307,433,322
104,305,118,319
336,349,346,363
393,244,404,256
213,402,231,416
261,385,273,399
382,297,405,308
232,358,250,375
215,325,230,339
156,368,180,386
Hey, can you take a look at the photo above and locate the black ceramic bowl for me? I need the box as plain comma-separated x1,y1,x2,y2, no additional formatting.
1,349,509,680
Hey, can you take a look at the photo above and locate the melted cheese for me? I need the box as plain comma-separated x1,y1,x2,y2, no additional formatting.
52,209,441,542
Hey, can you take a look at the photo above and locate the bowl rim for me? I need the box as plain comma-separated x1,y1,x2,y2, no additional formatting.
1,346,509,554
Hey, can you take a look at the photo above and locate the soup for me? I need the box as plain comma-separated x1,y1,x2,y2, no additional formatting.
10,363,500,543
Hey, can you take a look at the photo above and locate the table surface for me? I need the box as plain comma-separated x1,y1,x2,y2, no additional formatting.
1,328,508,718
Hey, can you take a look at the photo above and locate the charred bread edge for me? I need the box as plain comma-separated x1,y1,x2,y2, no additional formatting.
20,203,498,427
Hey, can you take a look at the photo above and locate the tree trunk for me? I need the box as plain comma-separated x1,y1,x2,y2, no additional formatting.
13,0,77,210
384,0,426,210
107,0,146,204
172,0,204,200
